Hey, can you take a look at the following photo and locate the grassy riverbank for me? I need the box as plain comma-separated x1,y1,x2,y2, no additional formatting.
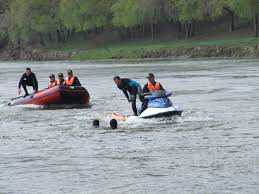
2,36,259,60
67,36,259,60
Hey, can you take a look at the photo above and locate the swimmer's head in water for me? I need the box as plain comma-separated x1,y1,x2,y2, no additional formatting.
93,119,100,128
110,119,118,129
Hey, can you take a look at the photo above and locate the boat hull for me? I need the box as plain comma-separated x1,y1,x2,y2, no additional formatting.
139,106,183,119
9,85,90,108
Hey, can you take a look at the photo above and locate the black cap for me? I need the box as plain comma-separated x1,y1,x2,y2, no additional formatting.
67,69,73,75
58,72,64,77
113,76,120,80
146,73,155,78
49,74,55,78
26,67,31,71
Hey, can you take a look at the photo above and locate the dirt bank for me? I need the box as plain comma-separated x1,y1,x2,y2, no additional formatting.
111,46,259,59
1,45,259,61
0,48,77,61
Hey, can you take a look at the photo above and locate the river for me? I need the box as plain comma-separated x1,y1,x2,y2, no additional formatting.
0,59,258,194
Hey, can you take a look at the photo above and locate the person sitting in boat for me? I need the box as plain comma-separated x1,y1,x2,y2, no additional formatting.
57,72,65,85
140,73,165,113
113,76,143,116
143,73,165,93
18,67,38,96
65,69,81,86
48,74,58,88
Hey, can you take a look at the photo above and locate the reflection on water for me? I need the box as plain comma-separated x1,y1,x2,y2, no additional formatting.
0,59,259,194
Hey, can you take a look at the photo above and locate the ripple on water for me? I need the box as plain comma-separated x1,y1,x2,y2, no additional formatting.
0,60,259,194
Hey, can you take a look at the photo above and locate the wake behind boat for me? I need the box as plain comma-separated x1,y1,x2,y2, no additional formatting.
8,85,90,108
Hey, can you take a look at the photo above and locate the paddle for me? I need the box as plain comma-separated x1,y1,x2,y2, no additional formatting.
11,96,25,101
11,92,35,101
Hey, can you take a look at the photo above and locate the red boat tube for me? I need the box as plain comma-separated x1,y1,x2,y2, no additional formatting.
9,85,90,108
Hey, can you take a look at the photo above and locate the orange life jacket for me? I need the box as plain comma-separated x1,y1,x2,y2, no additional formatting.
147,81,161,92
48,80,58,88
65,76,75,86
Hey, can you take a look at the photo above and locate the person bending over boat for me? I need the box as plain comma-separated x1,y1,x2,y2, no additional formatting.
65,69,81,86
18,67,38,96
57,73,65,85
140,73,165,113
113,76,143,116
48,74,58,88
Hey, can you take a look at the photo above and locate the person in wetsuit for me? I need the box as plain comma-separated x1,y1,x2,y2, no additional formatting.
113,76,143,116
18,67,38,96
65,69,81,86
140,73,165,113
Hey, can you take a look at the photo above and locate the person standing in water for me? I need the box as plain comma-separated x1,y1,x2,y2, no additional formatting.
18,67,38,96
113,76,143,116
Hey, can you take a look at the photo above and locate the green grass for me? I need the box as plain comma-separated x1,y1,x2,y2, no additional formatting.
43,38,90,52
45,36,259,60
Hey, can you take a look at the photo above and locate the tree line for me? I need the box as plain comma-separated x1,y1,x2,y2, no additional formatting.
1,0,259,48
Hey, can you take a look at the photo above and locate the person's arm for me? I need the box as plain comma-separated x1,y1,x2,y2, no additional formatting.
18,73,25,89
32,73,38,91
127,86,139,102
159,83,165,91
119,80,129,101
73,77,81,86
142,84,149,94
142,84,151,96
18,73,26,95
122,89,129,101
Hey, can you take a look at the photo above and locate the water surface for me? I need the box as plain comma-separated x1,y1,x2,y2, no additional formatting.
0,59,258,194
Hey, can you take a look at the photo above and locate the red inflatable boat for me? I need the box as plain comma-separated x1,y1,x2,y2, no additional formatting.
8,85,90,108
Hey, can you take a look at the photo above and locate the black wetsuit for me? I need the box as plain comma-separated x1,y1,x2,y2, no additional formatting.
72,77,81,86
117,79,142,116
140,81,165,113
18,73,38,95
